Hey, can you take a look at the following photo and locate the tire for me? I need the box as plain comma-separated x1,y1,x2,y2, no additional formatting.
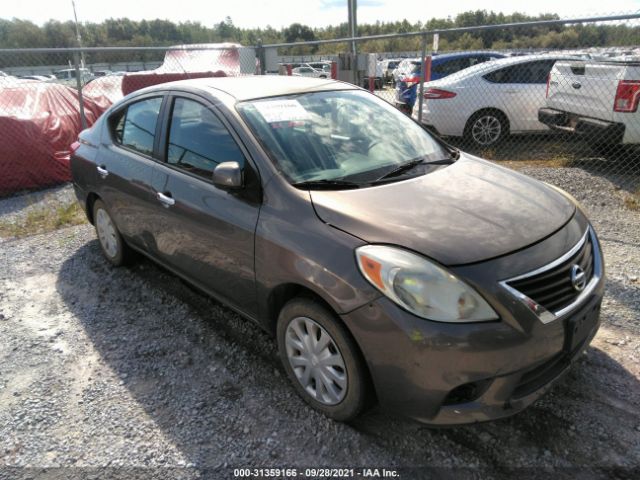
93,199,132,267
464,110,509,147
277,297,370,422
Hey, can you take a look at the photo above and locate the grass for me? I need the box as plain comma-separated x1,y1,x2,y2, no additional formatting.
0,202,86,239
493,157,572,170
623,190,640,211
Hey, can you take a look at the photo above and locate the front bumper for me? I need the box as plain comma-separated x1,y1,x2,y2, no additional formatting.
538,107,625,144
340,213,605,425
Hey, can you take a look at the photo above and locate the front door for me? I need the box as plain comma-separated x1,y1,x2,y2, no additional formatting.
148,95,261,317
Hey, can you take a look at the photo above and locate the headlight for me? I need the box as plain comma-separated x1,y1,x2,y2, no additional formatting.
356,245,498,322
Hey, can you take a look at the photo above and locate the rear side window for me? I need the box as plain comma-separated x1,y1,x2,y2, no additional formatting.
166,98,245,179
112,97,163,156
484,60,556,84
433,57,469,76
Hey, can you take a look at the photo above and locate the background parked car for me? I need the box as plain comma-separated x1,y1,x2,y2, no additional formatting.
539,58,640,153
392,58,419,84
292,66,328,78
18,75,54,82
395,51,506,112
381,58,402,84
307,62,332,73
92,70,113,77
53,68,93,87
412,55,580,147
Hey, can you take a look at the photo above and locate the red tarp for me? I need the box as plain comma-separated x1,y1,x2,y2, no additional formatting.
121,43,241,95
83,43,244,107
0,78,103,195
0,44,244,194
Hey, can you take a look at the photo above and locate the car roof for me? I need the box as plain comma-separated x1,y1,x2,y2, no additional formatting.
432,51,506,61
437,54,583,80
158,76,356,101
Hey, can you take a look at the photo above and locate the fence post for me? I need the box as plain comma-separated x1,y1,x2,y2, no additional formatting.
73,51,88,130
417,34,428,123
256,39,266,75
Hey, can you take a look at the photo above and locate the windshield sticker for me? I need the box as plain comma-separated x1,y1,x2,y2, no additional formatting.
254,100,311,123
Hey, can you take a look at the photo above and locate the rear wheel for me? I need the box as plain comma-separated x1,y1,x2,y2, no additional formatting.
93,199,132,266
277,298,370,422
465,110,508,147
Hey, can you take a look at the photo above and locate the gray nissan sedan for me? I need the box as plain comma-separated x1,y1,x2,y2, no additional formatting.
70,76,604,425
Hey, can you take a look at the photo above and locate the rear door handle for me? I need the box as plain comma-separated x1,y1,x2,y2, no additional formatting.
157,192,175,207
96,165,109,178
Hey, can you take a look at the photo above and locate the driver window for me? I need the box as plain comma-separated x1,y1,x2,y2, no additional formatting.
166,98,245,179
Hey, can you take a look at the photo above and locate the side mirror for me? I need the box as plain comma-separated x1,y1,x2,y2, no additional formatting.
212,161,243,189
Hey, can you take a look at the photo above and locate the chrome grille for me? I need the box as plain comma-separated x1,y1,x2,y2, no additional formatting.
501,227,602,323
508,234,593,312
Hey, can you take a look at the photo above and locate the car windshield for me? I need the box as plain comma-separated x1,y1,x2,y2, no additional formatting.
236,90,449,186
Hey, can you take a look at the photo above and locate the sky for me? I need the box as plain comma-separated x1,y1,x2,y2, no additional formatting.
2,0,640,28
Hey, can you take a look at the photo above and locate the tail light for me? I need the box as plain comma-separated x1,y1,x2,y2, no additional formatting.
545,72,551,98
613,80,640,112
404,76,421,86
423,88,457,100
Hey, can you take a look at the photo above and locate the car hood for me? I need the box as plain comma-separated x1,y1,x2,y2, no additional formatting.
309,155,575,266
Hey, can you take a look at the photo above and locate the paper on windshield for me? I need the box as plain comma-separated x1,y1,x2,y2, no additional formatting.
254,99,310,123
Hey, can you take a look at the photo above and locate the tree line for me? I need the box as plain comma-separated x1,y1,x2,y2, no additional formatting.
0,10,637,66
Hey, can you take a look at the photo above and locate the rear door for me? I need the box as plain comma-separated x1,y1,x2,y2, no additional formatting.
148,93,261,316
484,59,557,132
95,94,165,248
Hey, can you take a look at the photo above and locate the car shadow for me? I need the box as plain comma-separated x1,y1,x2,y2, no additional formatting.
56,239,640,472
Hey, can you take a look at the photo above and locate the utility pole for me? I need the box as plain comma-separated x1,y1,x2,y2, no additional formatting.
347,0,357,84
71,0,85,67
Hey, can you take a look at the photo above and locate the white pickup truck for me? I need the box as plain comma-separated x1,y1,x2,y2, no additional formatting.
538,59,640,151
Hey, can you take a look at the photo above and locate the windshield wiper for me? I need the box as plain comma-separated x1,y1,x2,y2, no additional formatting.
373,157,454,183
293,179,362,190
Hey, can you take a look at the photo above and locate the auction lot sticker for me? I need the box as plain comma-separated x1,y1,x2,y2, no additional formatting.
254,99,311,123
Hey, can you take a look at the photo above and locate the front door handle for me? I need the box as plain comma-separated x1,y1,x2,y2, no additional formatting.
96,165,109,178
157,192,175,208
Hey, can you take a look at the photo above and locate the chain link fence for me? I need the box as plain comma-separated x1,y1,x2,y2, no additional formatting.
0,13,638,200
0,45,258,196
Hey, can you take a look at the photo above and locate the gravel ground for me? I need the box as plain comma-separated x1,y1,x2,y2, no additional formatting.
0,167,638,479
0,184,76,226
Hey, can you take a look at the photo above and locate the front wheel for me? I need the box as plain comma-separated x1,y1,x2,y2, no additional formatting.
465,110,508,147
277,298,371,422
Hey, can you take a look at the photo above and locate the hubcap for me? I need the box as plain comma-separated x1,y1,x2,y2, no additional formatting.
96,208,119,259
471,115,502,146
285,317,347,405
